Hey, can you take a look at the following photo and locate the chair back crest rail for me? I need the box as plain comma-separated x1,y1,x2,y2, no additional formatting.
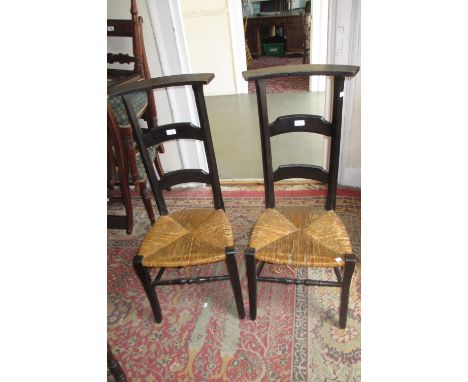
242,64,359,210
108,74,223,216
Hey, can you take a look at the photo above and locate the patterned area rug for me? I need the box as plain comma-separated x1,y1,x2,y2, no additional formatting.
108,189,361,381
247,56,309,94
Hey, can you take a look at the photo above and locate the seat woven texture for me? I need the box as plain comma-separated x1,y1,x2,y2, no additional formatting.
109,91,148,128
139,208,233,268
249,206,352,267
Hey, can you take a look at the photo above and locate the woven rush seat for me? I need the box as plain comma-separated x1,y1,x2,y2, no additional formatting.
139,208,234,268
249,206,352,267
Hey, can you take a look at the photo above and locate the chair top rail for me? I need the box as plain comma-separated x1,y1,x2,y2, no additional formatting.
108,74,215,97
242,64,360,81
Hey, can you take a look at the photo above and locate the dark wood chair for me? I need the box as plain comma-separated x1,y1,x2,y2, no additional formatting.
242,64,360,328
108,74,245,324
107,103,133,234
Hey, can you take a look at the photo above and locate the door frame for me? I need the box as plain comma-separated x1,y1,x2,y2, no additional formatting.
324,0,360,187
144,0,208,172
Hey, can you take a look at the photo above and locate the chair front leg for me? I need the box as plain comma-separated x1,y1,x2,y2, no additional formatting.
339,254,356,329
133,255,162,323
225,247,245,319
245,247,257,320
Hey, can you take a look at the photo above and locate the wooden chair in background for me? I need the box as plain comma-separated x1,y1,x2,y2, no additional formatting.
242,64,359,328
107,0,168,232
107,103,133,234
108,74,245,324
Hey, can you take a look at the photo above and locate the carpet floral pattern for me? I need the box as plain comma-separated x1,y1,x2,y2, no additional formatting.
247,56,309,94
108,189,361,381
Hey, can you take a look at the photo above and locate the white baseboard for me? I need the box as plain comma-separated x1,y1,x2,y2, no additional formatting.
340,167,361,188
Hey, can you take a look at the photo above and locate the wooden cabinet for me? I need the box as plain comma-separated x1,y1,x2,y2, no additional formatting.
285,24,304,53
246,12,310,57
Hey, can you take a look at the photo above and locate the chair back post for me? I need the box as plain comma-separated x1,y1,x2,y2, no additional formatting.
254,79,275,209
122,94,169,215
130,0,143,75
192,84,225,210
326,75,345,210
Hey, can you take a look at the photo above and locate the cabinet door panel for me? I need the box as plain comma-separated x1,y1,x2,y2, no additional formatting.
286,25,303,53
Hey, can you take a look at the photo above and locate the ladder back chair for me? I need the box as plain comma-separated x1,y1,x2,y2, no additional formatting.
107,0,158,130
242,64,360,328
108,74,245,324
107,0,168,231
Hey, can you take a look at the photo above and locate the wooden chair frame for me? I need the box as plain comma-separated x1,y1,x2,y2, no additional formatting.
107,0,158,129
107,103,133,234
242,64,359,328
108,74,245,323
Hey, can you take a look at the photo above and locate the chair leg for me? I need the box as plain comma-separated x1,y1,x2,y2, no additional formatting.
133,255,162,323
139,178,156,224
339,254,356,329
107,343,127,382
121,129,140,188
225,247,245,319
245,248,257,320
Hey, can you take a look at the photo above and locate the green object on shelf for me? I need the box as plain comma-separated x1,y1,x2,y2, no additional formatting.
263,43,284,57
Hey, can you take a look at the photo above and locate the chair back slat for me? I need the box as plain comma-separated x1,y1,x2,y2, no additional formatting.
143,123,205,147
273,164,328,183
269,114,332,137
107,19,135,37
159,169,211,190
244,64,359,210
107,53,135,65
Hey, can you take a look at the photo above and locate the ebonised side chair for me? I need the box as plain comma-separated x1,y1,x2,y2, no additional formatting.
242,64,359,328
108,74,245,323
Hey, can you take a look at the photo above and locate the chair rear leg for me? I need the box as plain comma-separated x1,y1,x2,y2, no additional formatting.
339,254,356,329
245,248,257,320
133,255,162,323
225,247,245,319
